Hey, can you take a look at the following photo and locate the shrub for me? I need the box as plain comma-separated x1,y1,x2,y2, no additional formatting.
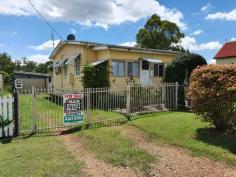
165,53,207,109
82,61,110,88
188,64,236,134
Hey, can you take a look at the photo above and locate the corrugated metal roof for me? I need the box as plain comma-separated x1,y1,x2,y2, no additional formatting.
49,40,183,59
13,71,51,77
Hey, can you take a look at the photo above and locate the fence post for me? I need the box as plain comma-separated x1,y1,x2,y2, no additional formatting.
175,82,178,110
13,88,20,136
86,88,90,124
162,83,165,108
32,86,36,133
126,82,131,115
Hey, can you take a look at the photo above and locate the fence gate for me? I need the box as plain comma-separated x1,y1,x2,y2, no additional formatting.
17,82,179,133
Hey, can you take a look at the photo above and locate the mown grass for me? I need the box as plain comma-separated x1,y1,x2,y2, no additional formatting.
130,111,236,166
0,136,85,177
19,94,125,131
77,127,156,173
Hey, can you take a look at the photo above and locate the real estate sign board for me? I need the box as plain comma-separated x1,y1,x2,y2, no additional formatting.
63,94,84,124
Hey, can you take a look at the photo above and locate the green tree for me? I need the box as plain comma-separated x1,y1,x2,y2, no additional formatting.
14,59,22,71
0,53,15,74
164,53,207,84
36,61,53,73
21,58,37,72
136,14,184,50
164,53,207,109
0,53,15,89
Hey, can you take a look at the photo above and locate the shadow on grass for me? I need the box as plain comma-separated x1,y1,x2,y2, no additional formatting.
195,127,236,154
1,137,12,144
60,126,83,135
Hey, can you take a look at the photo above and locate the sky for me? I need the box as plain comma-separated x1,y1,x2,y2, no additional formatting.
0,0,236,64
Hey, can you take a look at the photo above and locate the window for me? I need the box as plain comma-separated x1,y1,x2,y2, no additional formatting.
64,65,68,79
75,57,80,76
128,62,140,76
112,61,125,76
142,60,149,70
154,64,164,77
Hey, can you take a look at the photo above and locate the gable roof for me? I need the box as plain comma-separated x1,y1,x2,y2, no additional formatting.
214,41,236,59
49,40,182,59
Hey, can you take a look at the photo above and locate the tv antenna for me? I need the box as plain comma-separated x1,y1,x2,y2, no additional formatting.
51,31,55,49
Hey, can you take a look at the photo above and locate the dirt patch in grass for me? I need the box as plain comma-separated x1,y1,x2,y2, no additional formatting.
115,125,236,177
60,134,140,177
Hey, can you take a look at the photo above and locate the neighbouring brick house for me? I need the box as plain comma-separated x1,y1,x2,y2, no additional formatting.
49,35,182,91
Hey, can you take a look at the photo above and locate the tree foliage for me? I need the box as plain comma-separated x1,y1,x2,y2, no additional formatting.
164,53,207,109
165,53,207,84
136,14,184,50
0,53,15,89
82,61,110,88
188,64,236,134
36,61,53,74
0,52,52,91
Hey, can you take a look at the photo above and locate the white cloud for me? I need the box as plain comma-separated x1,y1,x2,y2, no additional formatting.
206,9,236,21
12,31,17,35
28,39,60,51
201,3,211,12
119,41,137,47
0,0,187,30
190,29,203,36
208,59,216,64
27,54,50,63
230,37,236,41
70,28,77,34
180,36,222,52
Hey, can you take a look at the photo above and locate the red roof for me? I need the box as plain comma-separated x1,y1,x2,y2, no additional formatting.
214,41,236,59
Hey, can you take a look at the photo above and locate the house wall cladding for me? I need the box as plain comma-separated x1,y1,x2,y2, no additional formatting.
53,44,85,91
216,57,236,64
52,44,178,91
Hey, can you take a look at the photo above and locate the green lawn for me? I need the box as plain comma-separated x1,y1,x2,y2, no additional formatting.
77,127,156,174
19,94,125,131
0,136,85,177
130,112,236,166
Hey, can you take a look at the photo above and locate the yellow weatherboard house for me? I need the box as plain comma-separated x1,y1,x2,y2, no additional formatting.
49,34,182,90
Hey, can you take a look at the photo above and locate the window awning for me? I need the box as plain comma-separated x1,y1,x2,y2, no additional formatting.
90,59,108,66
143,58,163,64
47,64,53,69
53,58,67,68
65,54,80,65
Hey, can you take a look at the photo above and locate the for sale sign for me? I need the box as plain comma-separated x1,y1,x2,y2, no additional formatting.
63,94,84,124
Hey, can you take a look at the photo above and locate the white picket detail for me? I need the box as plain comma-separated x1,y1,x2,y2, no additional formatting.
0,96,14,137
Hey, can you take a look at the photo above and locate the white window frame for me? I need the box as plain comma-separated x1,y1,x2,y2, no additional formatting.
75,57,80,76
153,63,164,77
128,61,140,77
112,60,125,77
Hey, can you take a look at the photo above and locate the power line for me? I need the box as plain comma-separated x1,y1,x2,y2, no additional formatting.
27,0,64,41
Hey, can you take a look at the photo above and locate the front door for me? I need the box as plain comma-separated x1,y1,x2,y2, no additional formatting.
140,60,151,86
